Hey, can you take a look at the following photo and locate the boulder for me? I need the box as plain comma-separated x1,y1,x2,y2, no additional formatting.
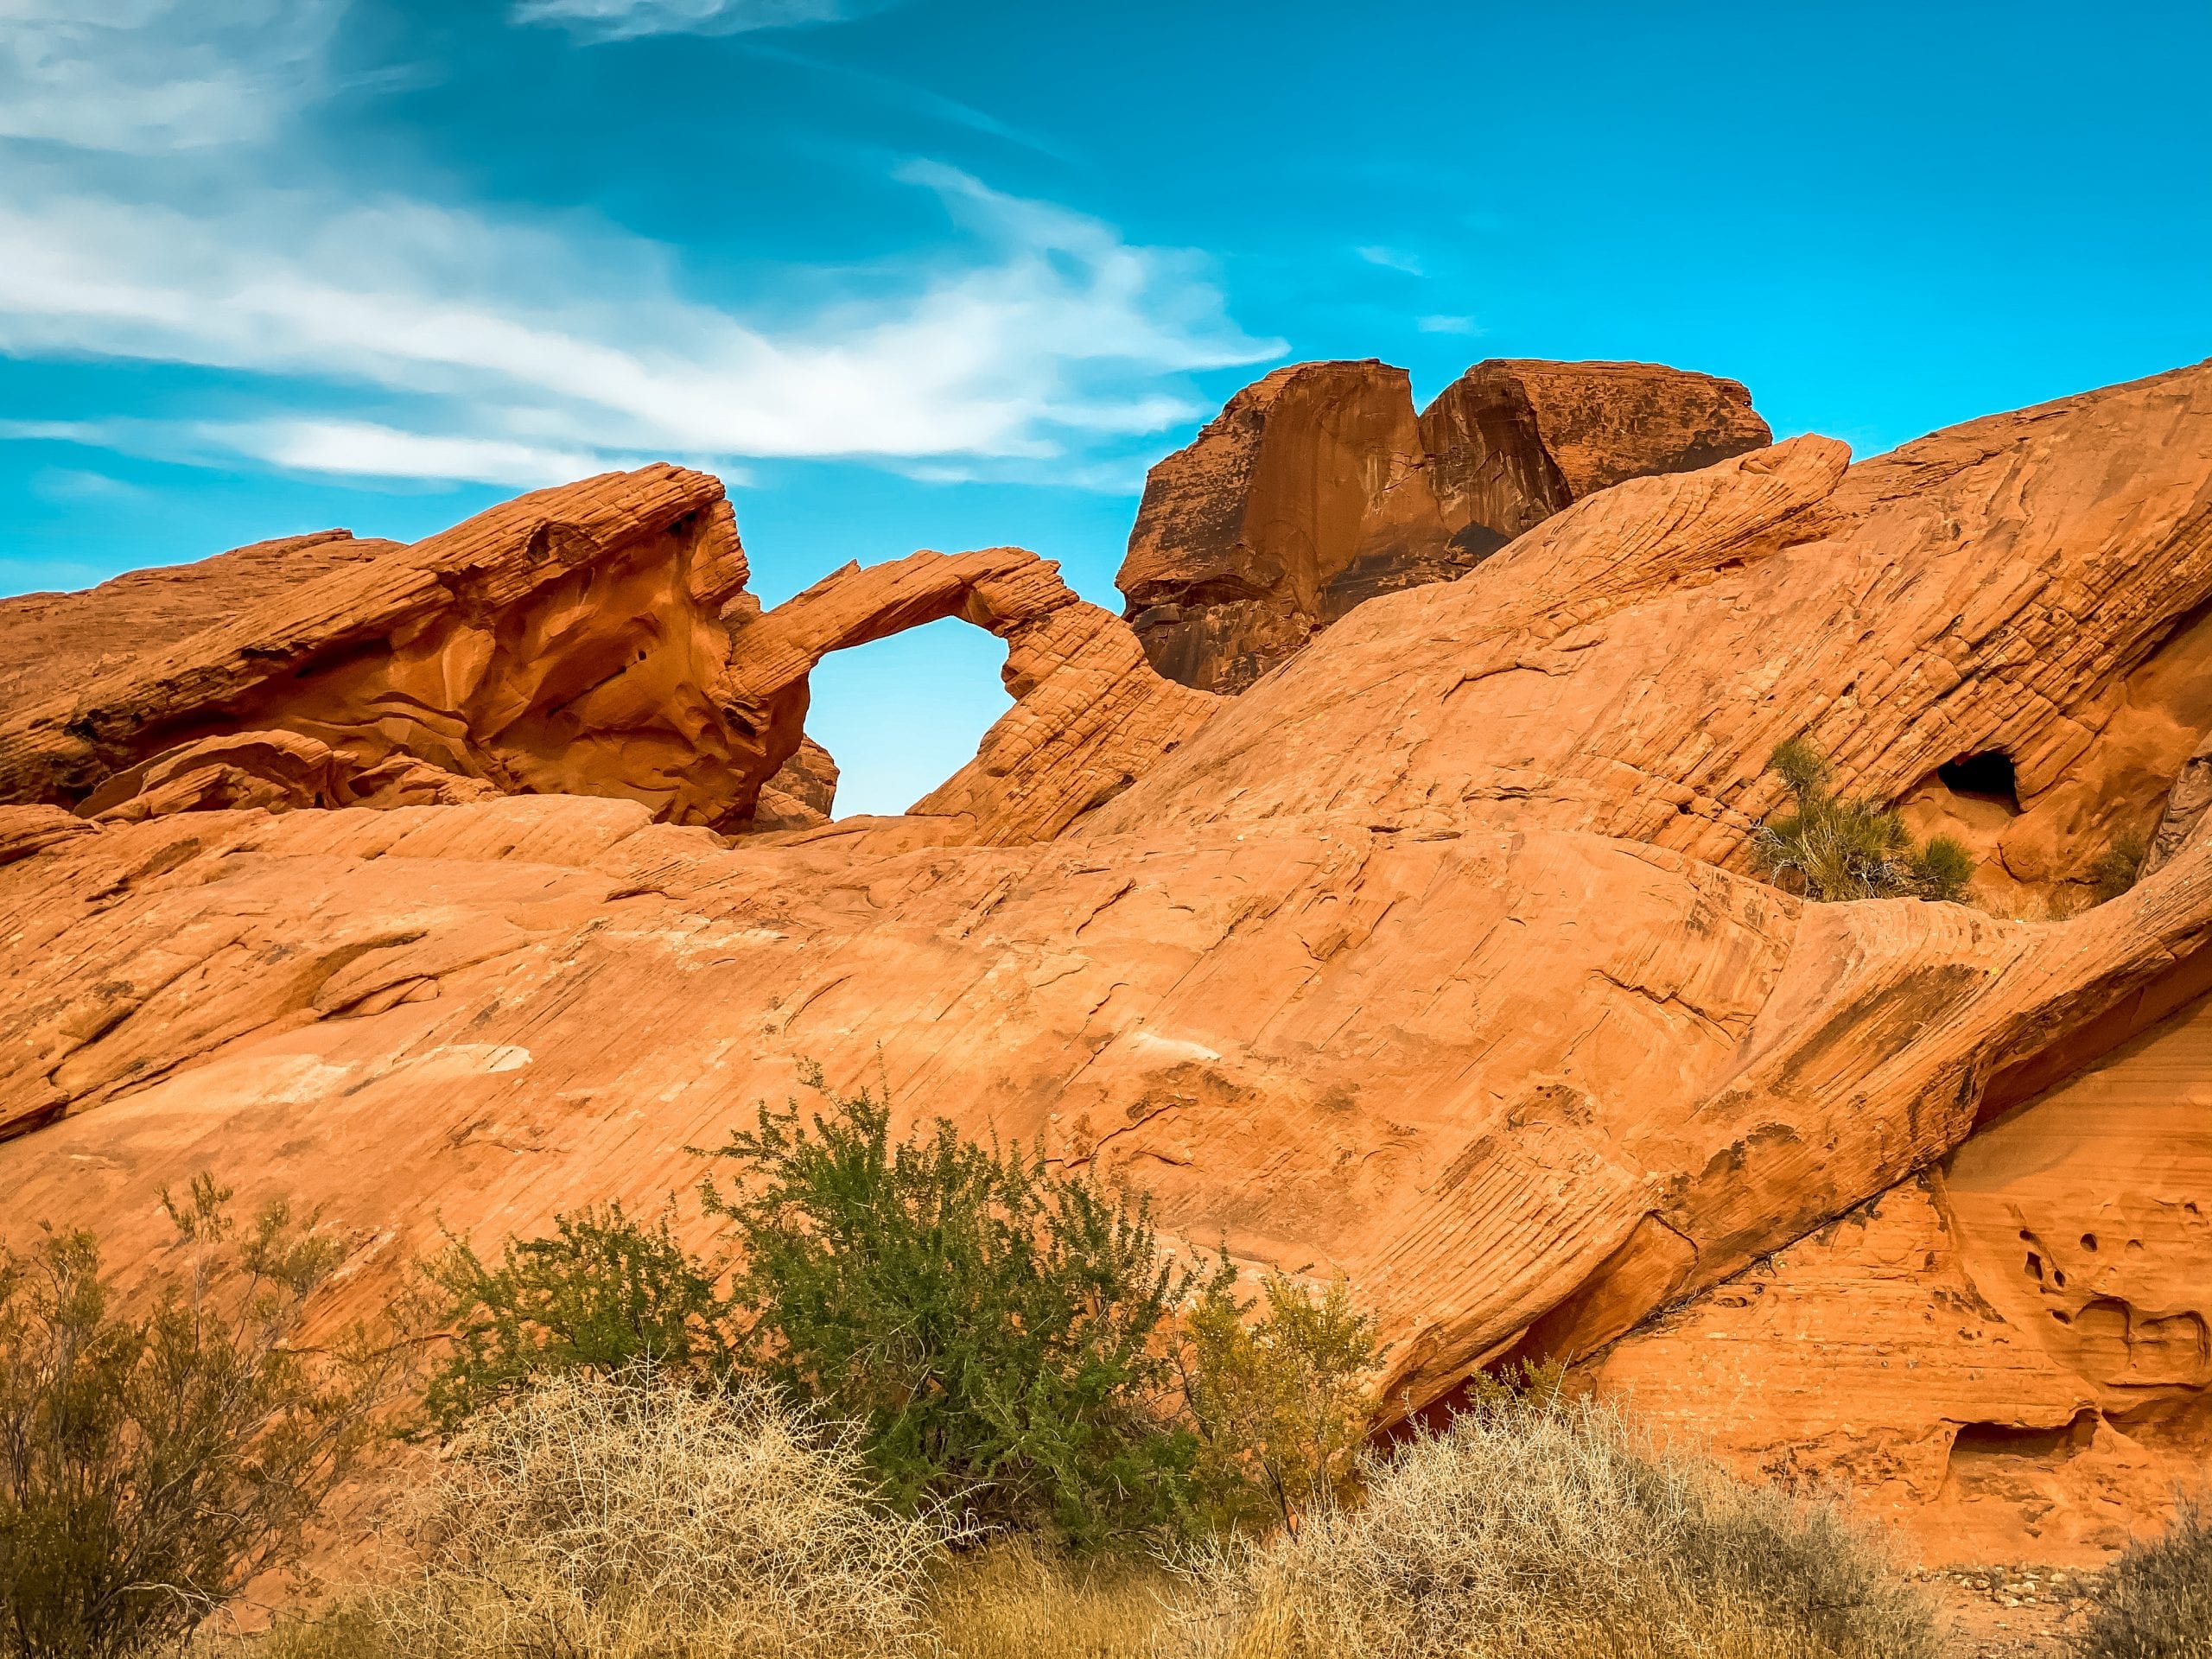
1117,358,1773,693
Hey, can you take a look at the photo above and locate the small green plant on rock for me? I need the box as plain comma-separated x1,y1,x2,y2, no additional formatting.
1751,741,1975,903
2090,831,2150,906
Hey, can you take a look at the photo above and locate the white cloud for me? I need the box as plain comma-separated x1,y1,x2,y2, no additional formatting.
1416,314,1482,335
208,423,675,490
0,0,343,151
511,0,892,41
0,0,1279,491
0,167,1280,486
1356,245,1425,276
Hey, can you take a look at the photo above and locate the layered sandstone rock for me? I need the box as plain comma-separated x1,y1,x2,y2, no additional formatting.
1116,358,1772,692
1091,362,2212,910
0,496,1209,849
0,529,403,715
0,469,769,828
722,546,1222,845
3,359,2212,1564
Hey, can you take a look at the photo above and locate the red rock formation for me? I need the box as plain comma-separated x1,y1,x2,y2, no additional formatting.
0,499,1211,849
3,359,2212,1566
1419,358,1771,540
1117,358,1773,693
723,546,1221,845
0,529,403,715
747,737,842,833
0,469,767,827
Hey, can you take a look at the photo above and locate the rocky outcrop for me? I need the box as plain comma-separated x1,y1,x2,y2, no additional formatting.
722,546,1222,846
0,493,1211,849
0,469,770,829
747,737,842,834
0,529,404,715
1091,362,2212,911
1116,358,1772,693
4,359,2212,1562
1419,358,1771,540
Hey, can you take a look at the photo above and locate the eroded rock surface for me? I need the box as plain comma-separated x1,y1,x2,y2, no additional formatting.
1116,357,1772,693
4,359,2212,1564
0,469,768,828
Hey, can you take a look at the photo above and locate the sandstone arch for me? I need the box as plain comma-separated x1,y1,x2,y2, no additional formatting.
727,546,1223,846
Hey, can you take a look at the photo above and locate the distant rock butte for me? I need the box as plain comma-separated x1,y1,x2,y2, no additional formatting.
4,358,2212,1566
1116,357,1771,693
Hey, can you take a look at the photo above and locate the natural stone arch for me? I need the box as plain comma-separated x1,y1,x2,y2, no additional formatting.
724,546,1224,846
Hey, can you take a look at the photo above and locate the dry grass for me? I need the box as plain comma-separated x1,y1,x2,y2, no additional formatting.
2077,1497,2212,1659
369,1369,950,1659
1163,1396,1941,1659
928,1539,1179,1659
200,1386,1948,1659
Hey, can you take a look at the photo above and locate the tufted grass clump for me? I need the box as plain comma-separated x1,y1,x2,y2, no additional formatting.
368,1368,952,1659
1752,740,1975,903
1163,1395,1940,1659
2075,1497,2212,1659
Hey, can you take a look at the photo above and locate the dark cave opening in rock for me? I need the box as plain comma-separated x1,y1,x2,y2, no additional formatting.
1938,749,2021,812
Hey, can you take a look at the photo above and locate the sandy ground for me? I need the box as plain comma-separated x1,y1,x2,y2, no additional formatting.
1918,1563,2097,1657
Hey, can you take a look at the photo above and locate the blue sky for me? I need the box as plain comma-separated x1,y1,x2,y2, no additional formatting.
3,1,2208,814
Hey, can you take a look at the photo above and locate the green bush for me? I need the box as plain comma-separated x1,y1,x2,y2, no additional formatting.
0,1178,397,1659
1751,740,1974,903
698,1067,1224,1545
1183,1275,1377,1533
2077,1497,2212,1659
425,1070,1228,1547
419,1200,730,1433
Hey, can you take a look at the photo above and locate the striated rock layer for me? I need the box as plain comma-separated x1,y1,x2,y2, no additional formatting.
4,359,2212,1562
1116,357,1770,693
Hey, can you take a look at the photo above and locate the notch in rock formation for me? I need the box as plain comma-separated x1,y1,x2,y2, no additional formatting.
1116,356,1773,694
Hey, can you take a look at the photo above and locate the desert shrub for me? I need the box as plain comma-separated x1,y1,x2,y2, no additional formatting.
927,1537,1178,1659
1166,1395,1939,1659
1752,739,1975,903
2091,831,2150,905
419,1201,730,1433
0,1178,395,1659
1183,1274,1377,1532
697,1067,1224,1545
371,1368,947,1659
2076,1497,2212,1659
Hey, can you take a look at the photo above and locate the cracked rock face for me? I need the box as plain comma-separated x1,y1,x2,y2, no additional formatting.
4,358,2212,1563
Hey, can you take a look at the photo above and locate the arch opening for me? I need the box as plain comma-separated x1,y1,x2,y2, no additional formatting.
798,617,1013,819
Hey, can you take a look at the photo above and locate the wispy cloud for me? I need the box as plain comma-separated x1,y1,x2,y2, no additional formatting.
27,466,148,504
0,168,1279,485
0,0,344,151
1416,314,1481,335
1356,245,1425,276
511,0,897,42
0,2,1281,491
